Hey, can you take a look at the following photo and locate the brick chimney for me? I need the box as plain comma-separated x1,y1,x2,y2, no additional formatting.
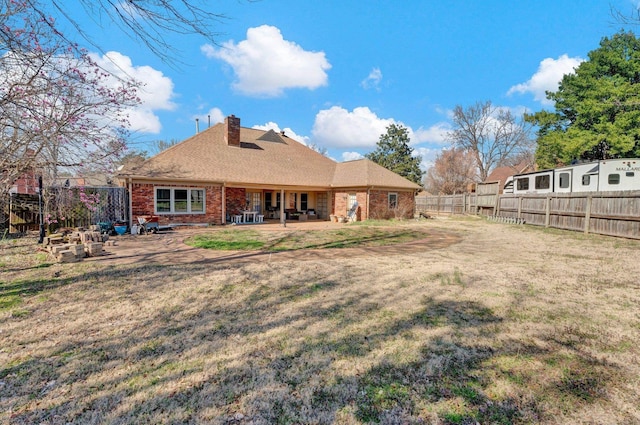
225,115,240,147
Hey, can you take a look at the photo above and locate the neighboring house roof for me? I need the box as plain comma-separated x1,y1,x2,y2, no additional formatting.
51,175,114,187
485,161,534,187
123,118,421,190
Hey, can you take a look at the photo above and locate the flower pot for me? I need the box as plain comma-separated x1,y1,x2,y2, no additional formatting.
114,225,127,235
330,214,337,222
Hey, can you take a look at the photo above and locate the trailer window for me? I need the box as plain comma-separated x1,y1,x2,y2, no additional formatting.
558,172,570,188
626,171,635,177
582,175,591,186
516,178,529,191
608,174,620,185
535,175,550,189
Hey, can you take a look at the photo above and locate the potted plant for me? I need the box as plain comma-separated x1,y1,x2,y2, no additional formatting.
113,221,128,235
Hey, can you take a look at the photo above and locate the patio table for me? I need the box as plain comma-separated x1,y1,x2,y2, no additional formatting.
242,210,258,223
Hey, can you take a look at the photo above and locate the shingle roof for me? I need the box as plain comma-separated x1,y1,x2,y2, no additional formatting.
485,161,534,187
123,122,420,190
333,159,422,189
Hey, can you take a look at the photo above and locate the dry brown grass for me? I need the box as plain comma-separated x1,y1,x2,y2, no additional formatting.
1,217,640,424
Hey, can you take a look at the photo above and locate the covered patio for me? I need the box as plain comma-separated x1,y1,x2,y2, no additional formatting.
224,186,330,225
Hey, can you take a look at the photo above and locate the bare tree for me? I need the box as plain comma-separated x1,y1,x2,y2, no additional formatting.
447,101,533,181
1,0,140,195
423,148,477,195
45,0,227,65
1,0,236,195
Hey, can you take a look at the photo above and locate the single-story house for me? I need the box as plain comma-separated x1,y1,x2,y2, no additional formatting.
118,115,422,226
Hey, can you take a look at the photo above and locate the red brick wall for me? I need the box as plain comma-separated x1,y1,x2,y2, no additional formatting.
369,189,415,219
12,170,38,195
331,190,368,220
225,187,246,215
131,183,224,225
333,191,348,218
356,192,367,220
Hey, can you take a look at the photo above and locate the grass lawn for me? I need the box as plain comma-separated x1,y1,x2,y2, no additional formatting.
1,217,639,424
184,226,429,251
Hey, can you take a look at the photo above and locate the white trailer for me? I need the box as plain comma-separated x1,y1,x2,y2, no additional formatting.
505,158,640,194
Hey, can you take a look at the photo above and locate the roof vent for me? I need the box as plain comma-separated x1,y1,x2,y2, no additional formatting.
257,129,285,143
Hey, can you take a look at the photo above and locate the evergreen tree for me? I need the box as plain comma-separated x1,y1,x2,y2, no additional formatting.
366,124,423,185
527,31,640,167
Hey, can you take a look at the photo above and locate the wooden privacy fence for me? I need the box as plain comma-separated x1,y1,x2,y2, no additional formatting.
2,194,40,234
497,191,640,239
417,187,640,239
415,182,500,216
416,193,475,215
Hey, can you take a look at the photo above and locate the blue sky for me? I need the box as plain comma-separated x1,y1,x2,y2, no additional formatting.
53,0,638,169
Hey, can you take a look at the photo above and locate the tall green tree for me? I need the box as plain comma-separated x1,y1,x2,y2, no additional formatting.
366,124,424,185
527,31,640,167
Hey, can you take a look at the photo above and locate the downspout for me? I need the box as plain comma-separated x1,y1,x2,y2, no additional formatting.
222,183,226,225
127,177,133,228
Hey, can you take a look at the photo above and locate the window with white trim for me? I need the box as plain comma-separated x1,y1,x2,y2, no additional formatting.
155,187,205,214
388,192,398,209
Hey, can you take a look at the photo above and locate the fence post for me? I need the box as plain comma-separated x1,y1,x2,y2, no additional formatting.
9,194,13,234
584,195,592,234
544,195,551,228
517,196,523,221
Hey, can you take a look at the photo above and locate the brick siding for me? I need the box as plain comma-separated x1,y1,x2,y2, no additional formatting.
131,183,224,225
225,187,246,216
369,189,415,219
331,191,368,221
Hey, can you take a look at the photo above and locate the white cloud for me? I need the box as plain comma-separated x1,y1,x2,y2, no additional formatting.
508,54,583,105
361,67,382,91
202,25,331,97
311,105,450,152
412,122,451,145
414,147,440,171
342,151,364,162
311,106,454,168
252,122,310,145
90,51,176,133
311,106,397,148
